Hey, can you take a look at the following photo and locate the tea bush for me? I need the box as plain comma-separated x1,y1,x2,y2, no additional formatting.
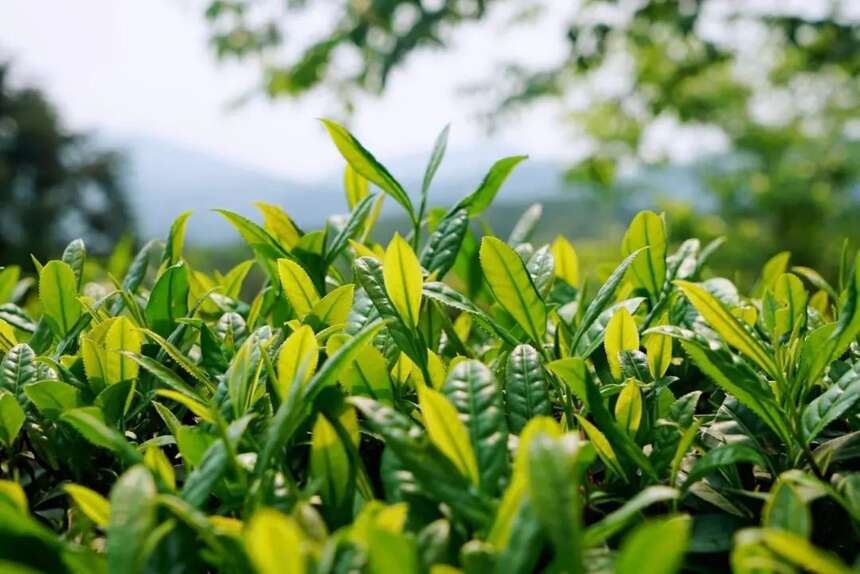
1,121,859,573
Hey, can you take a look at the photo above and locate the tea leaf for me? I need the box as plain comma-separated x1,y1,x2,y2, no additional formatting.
39,260,81,337
321,119,414,221
383,234,423,328
418,384,480,486
480,236,546,344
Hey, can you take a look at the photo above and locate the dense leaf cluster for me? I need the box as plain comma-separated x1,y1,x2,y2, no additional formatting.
1,121,859,573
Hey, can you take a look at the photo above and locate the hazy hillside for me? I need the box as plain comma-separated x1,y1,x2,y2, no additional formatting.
104,133,572,244
103,133,710,249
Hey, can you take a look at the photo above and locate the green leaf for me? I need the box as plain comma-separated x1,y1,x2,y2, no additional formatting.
676,280,778,378
622,211,667,297
801,252,860,386
762,273,807,340
126,352,198,405
526,433,594,573
325,193,377,267
583,486,680,546
504,344,551,434
422,281,519,347
38,260,82,337
480,236,546,344
181,415,253,508
61,407,142,465
801,360,860,443
321,119,414,221
383,234,424,328
580,359,657,479
216,209,291,278
145,262,190,337
256,320,384,476
0,391,25,447
754,251,791,297
61,239,86,290
354,256,425,366
310,413,351,509
455,155,528,216
443,360,509,495
23,380,80,418
277,258,320,320
615,515,691,574
571,249,644,352
682,443,767,490
1,343,36,392
351,397,494,528
764,480,810,538
420,208,469,278
507,204,542,246
418,384,480,486
0,266,20,304
422,124,450,200
526,245,554,297
667,333,791,443
572,298,646,358
161,211,192,267
107,466,157,574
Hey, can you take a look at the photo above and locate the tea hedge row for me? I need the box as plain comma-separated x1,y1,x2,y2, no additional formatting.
0,121,859,573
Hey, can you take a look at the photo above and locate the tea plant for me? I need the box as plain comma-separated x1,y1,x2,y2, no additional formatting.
0,121,859,573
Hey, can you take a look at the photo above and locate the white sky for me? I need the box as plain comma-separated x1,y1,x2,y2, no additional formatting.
0,0,574,182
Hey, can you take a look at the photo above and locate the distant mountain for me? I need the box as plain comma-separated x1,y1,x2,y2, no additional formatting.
102,133,572,244
103,134,333,244
102,132,710,247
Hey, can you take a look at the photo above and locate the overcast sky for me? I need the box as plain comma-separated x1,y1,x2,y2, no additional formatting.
0,0,574,182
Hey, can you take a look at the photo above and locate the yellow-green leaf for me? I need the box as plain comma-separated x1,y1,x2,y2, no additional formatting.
154,390,216,423
39,260,82,336
644,330,673,380
256,202,301,249
622,211,667,297
383,234,423,327
276,325,319,399
308,284,354,327
321,119,414,219
81,336,106,383
344,164,369,210
675,280,778,377
615,379,643,435
604,308,639,379
104,317,142,385
65,484,111,527
310,414,350,508
417,385,479,485
245,509,308,574
0,480,28,513
277,259,320,319
551,236,580,287
575,415,626,479
479,236,546,343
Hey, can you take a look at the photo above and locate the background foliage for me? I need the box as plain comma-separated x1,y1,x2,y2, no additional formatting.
202,0,860,275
